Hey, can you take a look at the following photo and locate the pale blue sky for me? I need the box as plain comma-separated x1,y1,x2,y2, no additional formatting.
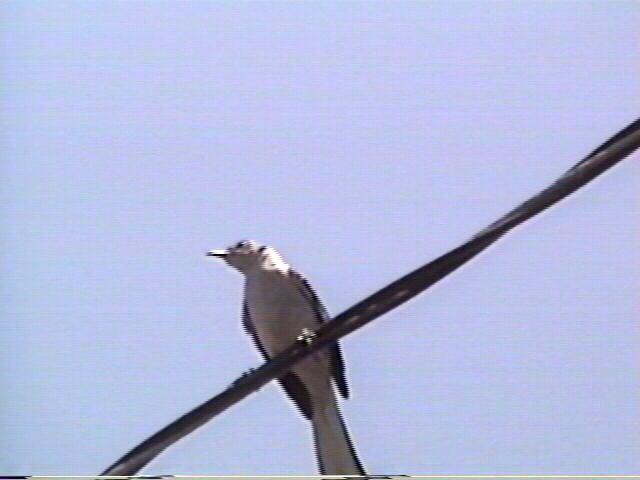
1,1,639,475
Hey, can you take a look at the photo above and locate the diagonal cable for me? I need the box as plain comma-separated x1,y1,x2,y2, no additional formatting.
101,117,640,476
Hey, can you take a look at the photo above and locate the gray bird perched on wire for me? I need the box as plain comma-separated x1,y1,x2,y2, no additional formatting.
207,240,365,475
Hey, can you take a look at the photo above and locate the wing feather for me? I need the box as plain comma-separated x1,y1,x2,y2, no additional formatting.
288,270,350,399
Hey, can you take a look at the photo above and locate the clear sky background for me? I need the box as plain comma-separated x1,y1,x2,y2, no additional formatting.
1,1,639,475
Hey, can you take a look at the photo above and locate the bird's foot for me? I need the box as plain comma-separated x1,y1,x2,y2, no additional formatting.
296,327,316,345
230,367,256,386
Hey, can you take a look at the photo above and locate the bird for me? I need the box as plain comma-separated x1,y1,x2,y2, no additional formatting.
207,240,366,476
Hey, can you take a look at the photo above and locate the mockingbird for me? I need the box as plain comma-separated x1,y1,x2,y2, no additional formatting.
207,240,365,475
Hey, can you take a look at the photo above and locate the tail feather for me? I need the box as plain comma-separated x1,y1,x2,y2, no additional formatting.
311,397,365,475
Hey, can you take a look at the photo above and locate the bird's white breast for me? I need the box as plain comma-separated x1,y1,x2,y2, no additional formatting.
245,270,319,358
243,267,335,406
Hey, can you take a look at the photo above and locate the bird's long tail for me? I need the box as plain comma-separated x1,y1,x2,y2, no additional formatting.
311,395,366,475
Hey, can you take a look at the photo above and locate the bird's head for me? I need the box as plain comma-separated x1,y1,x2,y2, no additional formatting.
206,240,288,273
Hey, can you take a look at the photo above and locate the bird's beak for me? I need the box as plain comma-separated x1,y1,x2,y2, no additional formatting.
206,249,228,258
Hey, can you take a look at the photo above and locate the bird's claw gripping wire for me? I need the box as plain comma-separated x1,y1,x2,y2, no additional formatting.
230,367,257,387
296,327,316,345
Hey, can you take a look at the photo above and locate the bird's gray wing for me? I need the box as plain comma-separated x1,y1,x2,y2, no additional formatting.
288,270,350,399
242,302,314,419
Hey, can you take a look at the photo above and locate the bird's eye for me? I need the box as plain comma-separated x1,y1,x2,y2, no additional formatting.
235,240,247,249
257,245,266,253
